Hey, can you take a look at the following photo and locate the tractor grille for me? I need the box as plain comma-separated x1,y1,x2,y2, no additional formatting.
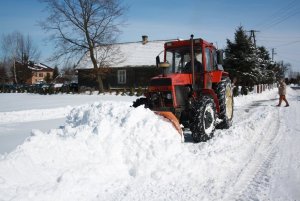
175,86,190,106
149,91,173,108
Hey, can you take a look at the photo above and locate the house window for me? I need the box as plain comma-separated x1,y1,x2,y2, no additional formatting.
39,73,43,77
117,70,126,84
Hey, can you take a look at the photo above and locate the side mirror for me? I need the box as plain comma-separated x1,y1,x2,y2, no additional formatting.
156,56,160,68
217,50,224,65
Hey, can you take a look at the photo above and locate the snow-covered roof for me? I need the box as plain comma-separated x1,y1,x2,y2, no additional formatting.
28,63,53,71
76,40,173,69
15,60,53,71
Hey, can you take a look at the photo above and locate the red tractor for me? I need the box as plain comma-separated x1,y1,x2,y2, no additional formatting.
133,35,233,142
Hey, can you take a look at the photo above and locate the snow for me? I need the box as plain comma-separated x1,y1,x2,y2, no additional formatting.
0,88,299,201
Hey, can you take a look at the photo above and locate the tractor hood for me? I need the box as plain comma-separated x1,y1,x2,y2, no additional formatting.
149,73,193,88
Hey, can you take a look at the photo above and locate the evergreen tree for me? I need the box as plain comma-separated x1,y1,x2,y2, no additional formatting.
224,26,260,94
257,46,275,84
53,66,59,79
0,61,8,85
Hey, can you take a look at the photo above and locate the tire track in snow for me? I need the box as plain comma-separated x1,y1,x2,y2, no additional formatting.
223,104,282,200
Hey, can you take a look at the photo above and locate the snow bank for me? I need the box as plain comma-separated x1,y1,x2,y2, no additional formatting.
0,101,185,201
0,97,282,201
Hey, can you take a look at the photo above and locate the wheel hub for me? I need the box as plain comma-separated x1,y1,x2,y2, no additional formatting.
225,86,233,119
203,104,215,135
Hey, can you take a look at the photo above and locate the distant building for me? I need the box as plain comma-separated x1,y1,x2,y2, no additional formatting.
28,63,54,84
15,61,54,84
76,36,174,89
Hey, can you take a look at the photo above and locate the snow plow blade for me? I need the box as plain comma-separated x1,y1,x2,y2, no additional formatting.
155,111,184,142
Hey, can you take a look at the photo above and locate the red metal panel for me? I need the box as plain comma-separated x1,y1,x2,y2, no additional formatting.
210,70,223,83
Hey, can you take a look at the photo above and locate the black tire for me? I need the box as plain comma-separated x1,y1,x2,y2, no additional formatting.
216,78,234,129
132,97,148,108
190,96,217,142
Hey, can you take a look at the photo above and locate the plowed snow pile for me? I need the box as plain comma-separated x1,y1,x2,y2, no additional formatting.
0,102,189,200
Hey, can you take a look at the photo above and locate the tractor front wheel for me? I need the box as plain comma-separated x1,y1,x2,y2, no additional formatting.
190,96,217,142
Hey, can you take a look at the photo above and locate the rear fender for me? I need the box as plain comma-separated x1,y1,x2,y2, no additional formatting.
210,70,229,83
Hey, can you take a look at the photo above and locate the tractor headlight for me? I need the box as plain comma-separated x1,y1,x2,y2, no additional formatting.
166,93,172,100
151,93,158,101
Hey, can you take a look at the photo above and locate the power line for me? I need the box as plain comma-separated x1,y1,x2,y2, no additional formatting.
258,36,300,40
256,0,297,28
253,0,299,30
276,40,300,47
257,39,300,47
263,10,300,30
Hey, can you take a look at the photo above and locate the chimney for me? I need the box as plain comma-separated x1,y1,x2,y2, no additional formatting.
142,35,148,44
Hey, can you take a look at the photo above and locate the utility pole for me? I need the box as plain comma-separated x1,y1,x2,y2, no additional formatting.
248,30,260,48
271,48,277,61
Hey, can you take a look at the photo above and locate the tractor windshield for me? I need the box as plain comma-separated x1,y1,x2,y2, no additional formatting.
165,46,202,74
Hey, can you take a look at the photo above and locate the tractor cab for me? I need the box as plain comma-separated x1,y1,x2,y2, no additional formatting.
133,35,233,143
163,45,203,74
155,37,226,91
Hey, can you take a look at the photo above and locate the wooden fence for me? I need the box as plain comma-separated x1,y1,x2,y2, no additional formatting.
253,83,277,93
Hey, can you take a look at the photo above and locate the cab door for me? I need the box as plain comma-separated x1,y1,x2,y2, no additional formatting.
204,46,213,89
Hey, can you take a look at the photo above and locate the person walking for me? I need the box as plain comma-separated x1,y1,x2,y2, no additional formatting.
277,79,289,107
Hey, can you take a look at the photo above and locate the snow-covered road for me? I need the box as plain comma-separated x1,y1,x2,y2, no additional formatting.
222,90,300,200
0,89,299,201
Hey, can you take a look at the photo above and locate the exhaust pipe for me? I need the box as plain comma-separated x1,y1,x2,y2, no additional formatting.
190,34,195,87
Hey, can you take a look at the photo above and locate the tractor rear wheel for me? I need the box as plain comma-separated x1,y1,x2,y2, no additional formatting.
216,78,234,129
190,96,217,142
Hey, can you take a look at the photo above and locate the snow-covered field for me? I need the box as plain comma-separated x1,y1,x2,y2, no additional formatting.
0,89,299,201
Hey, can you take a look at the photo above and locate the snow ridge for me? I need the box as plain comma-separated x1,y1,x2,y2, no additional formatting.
0,106,72,124
0,101,184,201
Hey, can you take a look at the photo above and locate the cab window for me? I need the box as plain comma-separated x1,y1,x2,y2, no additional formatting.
205,48,212,71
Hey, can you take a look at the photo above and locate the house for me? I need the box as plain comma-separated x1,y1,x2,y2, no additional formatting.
27,63,54,84
76,36,174,90
15,61,54,85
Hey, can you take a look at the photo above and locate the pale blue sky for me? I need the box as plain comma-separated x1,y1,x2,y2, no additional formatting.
0,0,299,71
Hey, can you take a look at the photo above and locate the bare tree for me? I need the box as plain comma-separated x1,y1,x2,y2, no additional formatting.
273,61,290,80
1,31,41,63
1,31,41,83
39,0,127,92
